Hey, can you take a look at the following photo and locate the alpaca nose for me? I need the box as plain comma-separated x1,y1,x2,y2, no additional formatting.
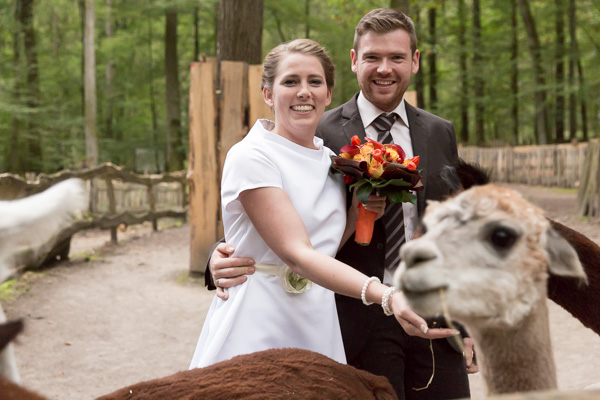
401,241,439,270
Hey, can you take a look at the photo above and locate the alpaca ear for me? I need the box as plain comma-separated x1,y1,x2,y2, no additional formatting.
546,228,588,284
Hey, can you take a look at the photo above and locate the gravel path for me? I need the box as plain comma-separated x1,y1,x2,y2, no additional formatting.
1,184,599,399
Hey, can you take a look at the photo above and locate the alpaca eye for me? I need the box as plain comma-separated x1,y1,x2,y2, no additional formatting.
489,227,517,250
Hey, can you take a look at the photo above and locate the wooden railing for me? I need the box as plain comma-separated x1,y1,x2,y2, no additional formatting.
0,163,188,269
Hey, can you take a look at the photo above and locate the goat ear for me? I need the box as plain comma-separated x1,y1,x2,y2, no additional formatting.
546,228,588,284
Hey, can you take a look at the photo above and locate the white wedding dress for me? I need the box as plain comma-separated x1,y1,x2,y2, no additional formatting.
189,120,347,368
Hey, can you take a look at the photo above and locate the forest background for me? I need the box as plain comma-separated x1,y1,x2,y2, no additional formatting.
1,0,599,175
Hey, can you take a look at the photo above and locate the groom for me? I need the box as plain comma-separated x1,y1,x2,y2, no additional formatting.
206,8,477,400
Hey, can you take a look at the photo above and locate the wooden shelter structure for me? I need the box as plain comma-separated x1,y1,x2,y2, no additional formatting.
187,59,271,273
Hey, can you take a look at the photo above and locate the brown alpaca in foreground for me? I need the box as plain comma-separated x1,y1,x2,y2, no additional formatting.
97,347,396,400
0,321,396,400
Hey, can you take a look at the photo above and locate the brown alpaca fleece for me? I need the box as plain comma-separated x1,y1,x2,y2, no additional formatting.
548,219,600,336
97,348,397,400
0,378,47,400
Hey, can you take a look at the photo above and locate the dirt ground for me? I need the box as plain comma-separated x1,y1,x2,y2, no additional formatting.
2,183,600,399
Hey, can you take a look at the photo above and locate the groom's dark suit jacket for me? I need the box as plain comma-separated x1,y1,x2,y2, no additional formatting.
316,93,460,363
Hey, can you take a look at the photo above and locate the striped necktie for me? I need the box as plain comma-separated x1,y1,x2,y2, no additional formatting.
372,113,405,271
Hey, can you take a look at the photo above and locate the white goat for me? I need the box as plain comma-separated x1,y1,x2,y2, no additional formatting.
0,178,87,383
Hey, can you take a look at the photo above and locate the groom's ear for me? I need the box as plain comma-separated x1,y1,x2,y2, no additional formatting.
351,49,358,74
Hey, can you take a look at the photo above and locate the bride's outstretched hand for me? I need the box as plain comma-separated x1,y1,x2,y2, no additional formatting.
391,291,460,339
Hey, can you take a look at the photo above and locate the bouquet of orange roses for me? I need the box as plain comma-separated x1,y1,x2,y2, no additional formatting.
330,135,423,245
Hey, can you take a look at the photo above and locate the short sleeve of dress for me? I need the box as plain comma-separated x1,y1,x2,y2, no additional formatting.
221,143,282,215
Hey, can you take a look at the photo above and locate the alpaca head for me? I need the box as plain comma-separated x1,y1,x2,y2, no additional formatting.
395,184,587,329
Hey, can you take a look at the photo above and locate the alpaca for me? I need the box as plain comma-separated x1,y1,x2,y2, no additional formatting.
0,317,396,400
96,347,397,400
395,184,587,395
547,219,600,336
0,178,87,383
449,159,600,336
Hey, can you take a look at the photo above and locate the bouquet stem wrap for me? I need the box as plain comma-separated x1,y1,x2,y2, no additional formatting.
355,203,377,246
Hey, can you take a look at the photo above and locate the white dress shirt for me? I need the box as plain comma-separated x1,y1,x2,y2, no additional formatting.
356,92,419,284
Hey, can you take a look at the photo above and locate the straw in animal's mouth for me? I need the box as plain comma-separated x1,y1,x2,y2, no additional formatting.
440,288,465,353
411,287,462,392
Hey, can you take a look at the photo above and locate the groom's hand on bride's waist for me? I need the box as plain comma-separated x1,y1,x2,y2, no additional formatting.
210,243,256,300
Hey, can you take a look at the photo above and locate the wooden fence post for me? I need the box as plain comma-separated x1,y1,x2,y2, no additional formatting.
147,181,157,231
248,64,272,125
577,139,600,219
187,60,220,273
217,61,249,239
105,178,118,243
187,61,287,274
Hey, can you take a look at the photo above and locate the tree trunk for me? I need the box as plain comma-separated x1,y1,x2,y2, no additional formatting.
473,0,485,145
193,5,199,61
577,60,588,141
84,0,98,167
517,0,550,145
555,0,566,143
9,0,24,173
165,8,183,172
568,0,577,140
104,0,115,140
217,0,263,64
568,0,589,142
413,4,425,110
458,0,469,144
428,5,437,113
390,0,410,14
22,0,41,171
510,0,519,145
13,0,42,172
305,0,310,38
269,8,286,43
148,19,160,173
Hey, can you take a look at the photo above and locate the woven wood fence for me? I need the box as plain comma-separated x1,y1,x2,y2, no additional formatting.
459,142,588,188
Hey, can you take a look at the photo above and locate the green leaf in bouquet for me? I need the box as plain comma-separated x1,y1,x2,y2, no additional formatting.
371,178,412,189
352,180,375,204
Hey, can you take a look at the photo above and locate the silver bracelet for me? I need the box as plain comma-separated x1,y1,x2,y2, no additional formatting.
382,286,396,316
361,276,381,306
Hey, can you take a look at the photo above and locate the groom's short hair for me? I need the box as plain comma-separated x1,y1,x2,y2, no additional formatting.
353,8,418,55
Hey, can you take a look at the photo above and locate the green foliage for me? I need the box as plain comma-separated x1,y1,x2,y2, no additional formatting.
0,0,599,174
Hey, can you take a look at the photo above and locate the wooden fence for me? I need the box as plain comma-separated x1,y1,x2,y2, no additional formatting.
187,58,271,272
0,162,187,269
459,142,589,188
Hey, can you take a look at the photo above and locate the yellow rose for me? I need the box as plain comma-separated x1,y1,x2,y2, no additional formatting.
368,159,384,178
360,143,375,157
385,146,400,162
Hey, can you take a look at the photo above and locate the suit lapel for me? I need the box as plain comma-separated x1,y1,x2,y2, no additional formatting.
339,93,366,145
406,103,428,216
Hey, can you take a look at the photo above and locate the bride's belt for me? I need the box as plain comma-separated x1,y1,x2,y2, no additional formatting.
254,263,313,294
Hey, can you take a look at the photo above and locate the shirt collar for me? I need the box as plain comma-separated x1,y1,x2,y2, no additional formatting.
356,91,410,129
